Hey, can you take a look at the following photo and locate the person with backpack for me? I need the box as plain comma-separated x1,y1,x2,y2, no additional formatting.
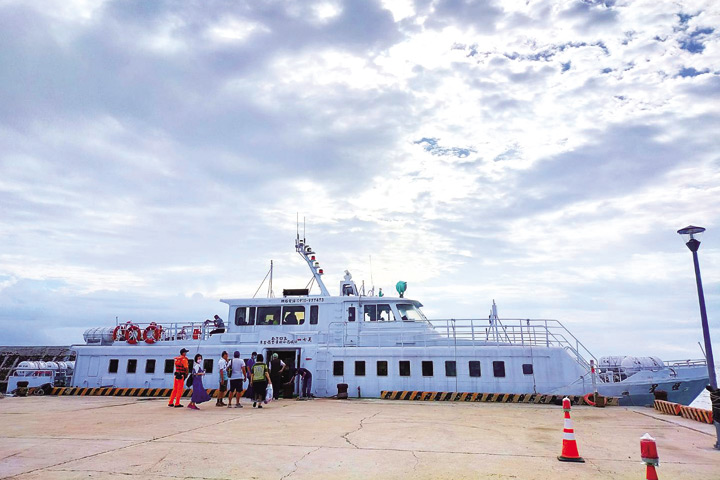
227,351,247,408
168,348,189,408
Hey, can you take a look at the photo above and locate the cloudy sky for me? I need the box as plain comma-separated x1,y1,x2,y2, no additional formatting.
1,0,719,360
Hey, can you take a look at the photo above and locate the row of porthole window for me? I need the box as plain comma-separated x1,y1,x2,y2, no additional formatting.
107,358,214,375
333,360,535,378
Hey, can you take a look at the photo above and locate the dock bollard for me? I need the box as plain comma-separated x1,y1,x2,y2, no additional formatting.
557,397,585,463
640,433,659,480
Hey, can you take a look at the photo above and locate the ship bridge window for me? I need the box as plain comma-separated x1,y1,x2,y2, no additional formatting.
377,361,388,376
235,307,255,326
378,304,394,322
493,361,505,378
108,359,119,374
445,361,457,377
257,306,281,325
399,361,410,376
333,361,344,376
145,359,156,374
355,361,366,376
397,304,425,322
282,306,305,325
310,305,318,325
127,359,137,374
422,361,433,376
469,361,481,377
363,304,394,321
164,359,174,374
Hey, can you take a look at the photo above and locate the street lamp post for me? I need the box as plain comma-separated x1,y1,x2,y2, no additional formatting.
677,225,720,450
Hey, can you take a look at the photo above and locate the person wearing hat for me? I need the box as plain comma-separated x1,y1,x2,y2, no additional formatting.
169,348,189,407
269,353,286,400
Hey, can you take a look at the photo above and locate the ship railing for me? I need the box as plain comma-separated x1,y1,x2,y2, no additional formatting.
426,318,597,371
336,317,596,372
665,359,708,367
112,320,215,342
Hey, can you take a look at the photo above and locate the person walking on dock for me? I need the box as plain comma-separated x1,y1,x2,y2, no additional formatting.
216,351,229,407
227,351,247,408
269,353,286,400
188,353,212,410
168,348,189,408
251,353,271,408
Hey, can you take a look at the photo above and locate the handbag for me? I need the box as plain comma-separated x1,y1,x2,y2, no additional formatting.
226,359,233,379
185,373,193,387
265,384,274,404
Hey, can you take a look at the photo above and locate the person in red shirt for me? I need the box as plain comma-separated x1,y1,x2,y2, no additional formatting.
168,348,189,407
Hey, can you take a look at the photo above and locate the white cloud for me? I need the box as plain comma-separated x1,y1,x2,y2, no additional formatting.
1,0,719,360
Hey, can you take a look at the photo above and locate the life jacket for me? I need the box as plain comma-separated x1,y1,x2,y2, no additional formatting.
174,356,189,376
252,362,268,382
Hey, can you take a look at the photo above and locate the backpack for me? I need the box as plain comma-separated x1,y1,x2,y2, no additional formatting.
226,359,233,379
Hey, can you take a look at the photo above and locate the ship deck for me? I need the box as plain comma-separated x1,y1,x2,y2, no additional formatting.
0,396,717,479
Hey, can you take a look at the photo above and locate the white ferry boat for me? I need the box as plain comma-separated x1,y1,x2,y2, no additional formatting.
9,235,709,405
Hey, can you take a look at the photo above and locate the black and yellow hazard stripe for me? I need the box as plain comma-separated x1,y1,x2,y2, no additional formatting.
380,391,620,406
654,399,682,416
46,387,249,398
679,405,713,424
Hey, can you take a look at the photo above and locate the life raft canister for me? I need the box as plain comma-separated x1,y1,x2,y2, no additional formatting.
144,323,162,344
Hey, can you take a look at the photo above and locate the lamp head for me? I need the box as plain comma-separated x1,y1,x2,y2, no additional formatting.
677,225,705,252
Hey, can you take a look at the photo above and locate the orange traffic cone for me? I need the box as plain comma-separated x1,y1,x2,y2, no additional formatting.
557,396,585,462
645,464,658,480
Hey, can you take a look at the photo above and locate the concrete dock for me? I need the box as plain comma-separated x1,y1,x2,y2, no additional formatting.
0,396,717,479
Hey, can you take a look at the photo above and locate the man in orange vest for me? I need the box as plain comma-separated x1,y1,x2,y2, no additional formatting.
168,348,189,407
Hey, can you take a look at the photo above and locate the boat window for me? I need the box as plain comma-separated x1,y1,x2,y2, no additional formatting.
248,307,256,325
422,361,433,376
145,359,156,374
235,307,253,326
445,361,457,377
469,361,481,377
364,305,377,322
355,361,366,376
493,361,505,378
204,359,214,374
108,359,119,374
522,364,533,375
127,359,137,374
333,361,344,376
397,304,424,322
257,306,281,325
378,304,395,322
282,306,305,325
348,306,355,322
377,360,388,376
310,305,319,325
399,361,410,376
164,359,174,374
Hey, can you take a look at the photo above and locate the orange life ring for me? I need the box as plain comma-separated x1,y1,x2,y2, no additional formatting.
144,323,162,344
112,324,127,342
583,393,596,406
126,324,142,344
